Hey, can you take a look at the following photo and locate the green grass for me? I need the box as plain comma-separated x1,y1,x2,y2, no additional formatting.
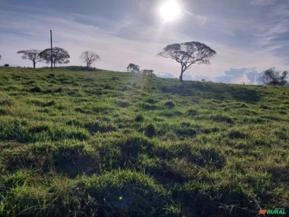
0,67,288,217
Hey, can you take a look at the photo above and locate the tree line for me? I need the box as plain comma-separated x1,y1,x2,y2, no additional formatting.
0,48,100,69
0,40,288,85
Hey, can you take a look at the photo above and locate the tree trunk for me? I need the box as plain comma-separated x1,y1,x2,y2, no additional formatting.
179,64,186,82
179,70,185,82
33,61,36,69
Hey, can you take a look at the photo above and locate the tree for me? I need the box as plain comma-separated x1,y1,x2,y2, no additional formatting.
80,51,100,68
17,49,42,69
0,54,2,61
159,41,216,82
262,68,288,86
40,47,70,68
127,63,140,73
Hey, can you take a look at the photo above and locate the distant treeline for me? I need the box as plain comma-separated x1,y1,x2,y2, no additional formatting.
0,40,288,85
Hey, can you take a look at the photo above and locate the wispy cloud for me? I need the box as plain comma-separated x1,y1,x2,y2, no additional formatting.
250,0,277,6
0,0,288,83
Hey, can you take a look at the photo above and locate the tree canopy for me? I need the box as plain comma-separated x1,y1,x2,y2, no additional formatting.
262,68,288,86
80,51,100,68
159,41,216,82
127,63,140,73
40,47,70,68
17,49,42,69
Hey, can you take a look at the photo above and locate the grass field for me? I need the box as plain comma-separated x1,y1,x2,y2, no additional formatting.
0,67,288,217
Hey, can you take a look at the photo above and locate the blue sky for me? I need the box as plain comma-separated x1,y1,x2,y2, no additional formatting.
0,0,288,83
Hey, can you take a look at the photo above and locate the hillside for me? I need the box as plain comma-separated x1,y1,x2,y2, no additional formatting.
0,67,288,217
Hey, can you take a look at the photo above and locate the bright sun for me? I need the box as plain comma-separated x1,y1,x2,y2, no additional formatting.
159,0,182,23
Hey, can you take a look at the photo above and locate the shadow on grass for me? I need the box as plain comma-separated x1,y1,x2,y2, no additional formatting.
160,82,261,103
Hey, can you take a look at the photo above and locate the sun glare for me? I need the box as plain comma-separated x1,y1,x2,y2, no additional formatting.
159,0,182,23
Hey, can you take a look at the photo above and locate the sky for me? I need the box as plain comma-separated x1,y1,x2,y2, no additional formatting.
0,0,289,83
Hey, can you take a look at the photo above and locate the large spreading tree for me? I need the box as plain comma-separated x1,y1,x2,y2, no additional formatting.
40,47,70,68
17,49,42,69
159,41,216,82
80,51,100,68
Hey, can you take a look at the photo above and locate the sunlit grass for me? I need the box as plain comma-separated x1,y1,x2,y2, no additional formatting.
0,67,288,216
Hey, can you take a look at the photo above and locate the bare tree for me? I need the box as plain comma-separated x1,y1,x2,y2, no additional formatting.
80,51,100,68
262,68,288,86
159,41,216,82
40,47,70,68
127,63,140,73
17,49,42,69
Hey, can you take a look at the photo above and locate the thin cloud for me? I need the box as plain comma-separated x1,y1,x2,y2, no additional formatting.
0,1,288,83
250,0,277,6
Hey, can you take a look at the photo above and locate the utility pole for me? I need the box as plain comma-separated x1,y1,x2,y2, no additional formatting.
50,30,53,69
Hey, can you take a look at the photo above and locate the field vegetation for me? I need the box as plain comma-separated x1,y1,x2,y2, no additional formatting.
0,67,288,217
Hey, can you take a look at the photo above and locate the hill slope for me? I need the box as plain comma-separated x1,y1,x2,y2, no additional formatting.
0,67,288,217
